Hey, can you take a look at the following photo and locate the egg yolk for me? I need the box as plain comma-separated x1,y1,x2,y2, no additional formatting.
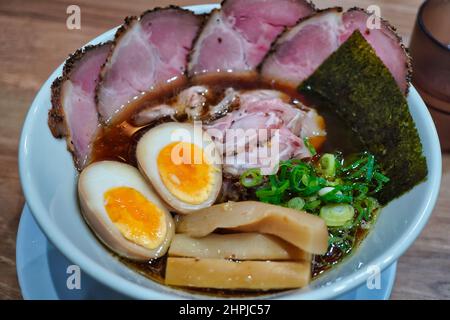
157,142,215,205
104,187,166,249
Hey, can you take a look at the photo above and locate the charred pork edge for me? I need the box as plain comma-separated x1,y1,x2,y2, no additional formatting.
94,15,138,124
258,6,411,95
187,8,221,76
219,0,317,12
257,7,342,72
139,4,203,20
187,0,316,77
95,6,205,124
347,7,412,95
49,44,108,138
138,5,206,75
185,9,211,76
219,0,317,56
48,42,111,170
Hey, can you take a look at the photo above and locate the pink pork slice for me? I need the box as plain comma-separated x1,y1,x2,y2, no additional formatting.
96,7,203,123
188,0,315,76
48,43,111,170
204,89,324,175
260,7,411,94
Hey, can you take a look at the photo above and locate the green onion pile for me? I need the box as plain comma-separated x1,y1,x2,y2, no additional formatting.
239,151,390,273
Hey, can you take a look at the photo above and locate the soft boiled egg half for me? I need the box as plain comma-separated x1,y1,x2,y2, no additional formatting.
136,122,222,214
78,161,174,261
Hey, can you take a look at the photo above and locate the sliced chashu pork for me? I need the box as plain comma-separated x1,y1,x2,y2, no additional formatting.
204,89,325,175
260,7,411,94
188,0,315,76
96,7,204,124
48,43,111,170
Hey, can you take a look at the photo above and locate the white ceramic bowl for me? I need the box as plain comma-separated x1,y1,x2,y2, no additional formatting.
19,4,442,299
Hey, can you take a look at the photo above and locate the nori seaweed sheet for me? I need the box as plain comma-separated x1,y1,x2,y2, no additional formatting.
299,30,427,204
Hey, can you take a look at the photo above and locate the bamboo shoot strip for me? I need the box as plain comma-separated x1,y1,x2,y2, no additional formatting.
168,233,311,261
165,258,311,290
176,201,328,254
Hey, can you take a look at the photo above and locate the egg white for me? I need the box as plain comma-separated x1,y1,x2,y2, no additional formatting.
136,122,222,214
78,161,174,261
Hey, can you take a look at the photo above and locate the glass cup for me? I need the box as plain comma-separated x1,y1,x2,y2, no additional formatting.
409,0,450,151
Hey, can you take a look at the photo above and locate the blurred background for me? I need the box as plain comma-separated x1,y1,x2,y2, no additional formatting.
0,0,448,299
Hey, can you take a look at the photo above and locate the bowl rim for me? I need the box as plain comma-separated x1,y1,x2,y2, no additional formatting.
18,4,442,300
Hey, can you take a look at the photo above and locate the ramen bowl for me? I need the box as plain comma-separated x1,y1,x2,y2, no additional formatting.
18,4,442,299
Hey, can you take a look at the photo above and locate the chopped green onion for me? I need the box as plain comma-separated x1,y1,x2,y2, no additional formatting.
277,180,290,193
240,168,263,187
320,204,355,227
354,202,367,223
365,154,375,182
287,197,305,211
321,192,353,204
325,178,343,187
349,183,369,200
318,153,337,177
374,172,390,183
239,153,388,239
237,152,389,272
255,179,289,204
372,172,390,193
318,187,336,197
348,164,368,180
255,186,277,198
303,137,317,156
340,156,367,173
304,199,321,211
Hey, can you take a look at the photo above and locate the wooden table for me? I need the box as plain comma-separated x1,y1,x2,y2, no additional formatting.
0,0,448,299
